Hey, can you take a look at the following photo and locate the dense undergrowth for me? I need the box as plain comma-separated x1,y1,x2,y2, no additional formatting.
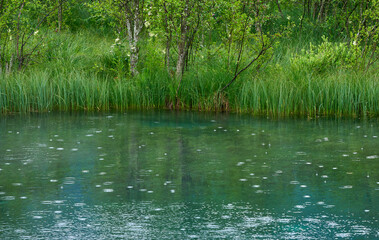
1,4,378,117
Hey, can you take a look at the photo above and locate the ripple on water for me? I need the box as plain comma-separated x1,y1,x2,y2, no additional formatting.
206,224,220,229
14,229,26,234
295,205,305,209
296,152,307,156
1,196,15,200
336,233,351,238
324,205,335,209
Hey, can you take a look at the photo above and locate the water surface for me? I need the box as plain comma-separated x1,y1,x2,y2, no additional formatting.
0,111,378,239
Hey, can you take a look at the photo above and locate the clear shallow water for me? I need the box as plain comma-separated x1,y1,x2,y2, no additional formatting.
0,111,378,239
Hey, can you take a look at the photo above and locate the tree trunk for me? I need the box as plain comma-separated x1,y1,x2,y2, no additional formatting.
317,0,325,22
16,2,25,70
163,1,171,74
313,1,319,20
275,0,283,16
165,35,171,74
175,4,189,79
307,0,311,17
176,39,186,79
300,0,307,32
124,0,143,77
129,41,139,76
58,0,63,32
173,0,200,98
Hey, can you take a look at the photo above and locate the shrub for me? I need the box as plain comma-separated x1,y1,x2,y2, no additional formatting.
291,36,356,74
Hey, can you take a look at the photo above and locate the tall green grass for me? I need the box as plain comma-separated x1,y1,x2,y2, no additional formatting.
1,67,378,117
0,30,378,117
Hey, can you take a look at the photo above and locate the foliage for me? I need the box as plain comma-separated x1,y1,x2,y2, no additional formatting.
291,36,357,74
0,0,378,117
93,37,130,79
0,0,63,72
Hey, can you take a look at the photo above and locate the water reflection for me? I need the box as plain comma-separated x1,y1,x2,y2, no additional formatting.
0,111,378,238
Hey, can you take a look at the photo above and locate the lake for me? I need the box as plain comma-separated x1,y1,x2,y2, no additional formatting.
0,111,378,239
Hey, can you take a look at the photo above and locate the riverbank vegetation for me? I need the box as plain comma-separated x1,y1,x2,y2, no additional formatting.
1,0,378,117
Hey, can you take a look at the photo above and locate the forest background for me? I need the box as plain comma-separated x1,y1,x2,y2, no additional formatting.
0,0,378,117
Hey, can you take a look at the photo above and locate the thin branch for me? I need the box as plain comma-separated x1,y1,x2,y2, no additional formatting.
22,0,68,49
220,47,268,93
234,11,249,76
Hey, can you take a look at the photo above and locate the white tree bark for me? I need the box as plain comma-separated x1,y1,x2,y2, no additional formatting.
124,0,143,77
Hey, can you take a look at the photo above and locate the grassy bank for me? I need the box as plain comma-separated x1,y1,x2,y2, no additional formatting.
1,31,378,117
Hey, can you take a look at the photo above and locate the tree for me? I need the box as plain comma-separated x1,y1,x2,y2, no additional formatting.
0,0,62,73
121,0,145,76
88,0,146,76
156,0,216,102
219,0,280,93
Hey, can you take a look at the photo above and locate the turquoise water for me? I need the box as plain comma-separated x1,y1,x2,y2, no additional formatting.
0,111,378,239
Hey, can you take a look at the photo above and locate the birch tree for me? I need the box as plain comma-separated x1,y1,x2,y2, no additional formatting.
121,0,144,76
88,0,146,76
